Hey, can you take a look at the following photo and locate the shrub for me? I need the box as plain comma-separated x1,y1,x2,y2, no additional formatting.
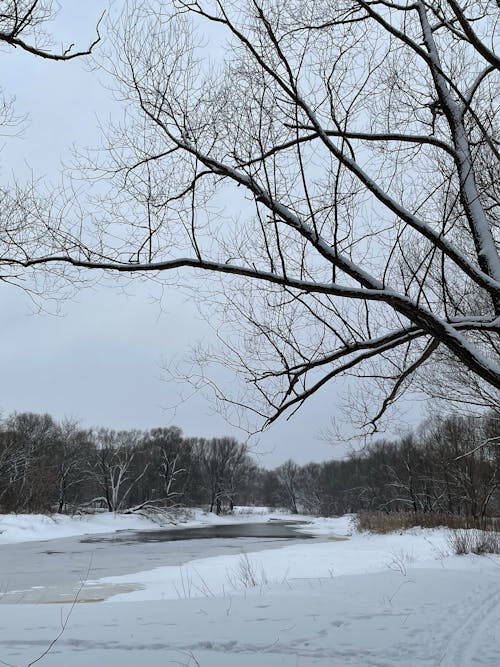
226,554,268,590
448,529,500,555
355,511,497,534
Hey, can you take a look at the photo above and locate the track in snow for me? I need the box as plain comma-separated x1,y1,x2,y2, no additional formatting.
439,586,500,667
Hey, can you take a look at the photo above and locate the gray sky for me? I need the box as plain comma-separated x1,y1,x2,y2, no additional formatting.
0,1,425,467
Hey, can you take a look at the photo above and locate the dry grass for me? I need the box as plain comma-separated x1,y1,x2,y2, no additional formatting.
448,529,500,555
355,511,499,534
226,554,268,590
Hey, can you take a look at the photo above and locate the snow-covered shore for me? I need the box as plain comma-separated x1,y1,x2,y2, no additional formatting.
0,507,301,544
1,509,500,666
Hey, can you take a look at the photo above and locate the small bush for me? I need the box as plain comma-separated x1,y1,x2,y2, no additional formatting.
226,554,268,590
448,529,500,555
386,548,415,575
355,511,497,534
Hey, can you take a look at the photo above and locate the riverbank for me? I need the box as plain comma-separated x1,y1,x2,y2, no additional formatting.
1,511,500,666
0,507,350,544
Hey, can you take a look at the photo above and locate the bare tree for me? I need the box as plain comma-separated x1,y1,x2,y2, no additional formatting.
8,1,500,432
140,426,193,506
0,1,102,60
275,459,301,514
0,2,102,295
86,430,149,512
0,412,62,511
55,421,93,513
196,437,249,514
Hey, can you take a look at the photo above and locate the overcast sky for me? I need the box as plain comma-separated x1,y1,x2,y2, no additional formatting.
0,1,426,467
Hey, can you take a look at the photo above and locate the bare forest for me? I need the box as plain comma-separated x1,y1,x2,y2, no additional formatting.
0,410,498,529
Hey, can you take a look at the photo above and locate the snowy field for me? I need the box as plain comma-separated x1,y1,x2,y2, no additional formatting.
1,510,499,666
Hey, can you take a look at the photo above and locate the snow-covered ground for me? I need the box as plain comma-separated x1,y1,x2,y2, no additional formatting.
1,510,500,666
0,511,161,543
0,507,290,544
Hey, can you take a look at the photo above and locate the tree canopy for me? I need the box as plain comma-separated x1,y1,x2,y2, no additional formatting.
1,1,499,433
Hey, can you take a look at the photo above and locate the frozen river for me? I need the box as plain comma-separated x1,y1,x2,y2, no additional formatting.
0,521,323,603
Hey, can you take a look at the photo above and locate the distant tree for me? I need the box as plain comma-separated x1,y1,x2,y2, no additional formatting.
54,421,93,513
86,430,149,512
0,426,21,509
420,413,500,520
0,413,62,512
298,462,323,515
260,469,282,508
196,437,250,514
137,427,195,506
234,460,263,507
275,460,301,514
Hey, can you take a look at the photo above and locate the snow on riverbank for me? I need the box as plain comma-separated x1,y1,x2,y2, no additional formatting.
2,510,500,666
0,507,299,544
93,522,455,602
0,511,160,543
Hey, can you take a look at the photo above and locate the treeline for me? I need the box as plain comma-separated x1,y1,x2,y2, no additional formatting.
267,412,500,521
0,414,257,514
0,411,498,520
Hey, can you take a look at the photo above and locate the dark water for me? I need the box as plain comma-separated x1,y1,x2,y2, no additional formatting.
80,520,313,544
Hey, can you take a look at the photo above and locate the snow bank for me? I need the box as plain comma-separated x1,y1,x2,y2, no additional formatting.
95,522,453,602
6,566,500,667
0,512,162,544
0,507,316,544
